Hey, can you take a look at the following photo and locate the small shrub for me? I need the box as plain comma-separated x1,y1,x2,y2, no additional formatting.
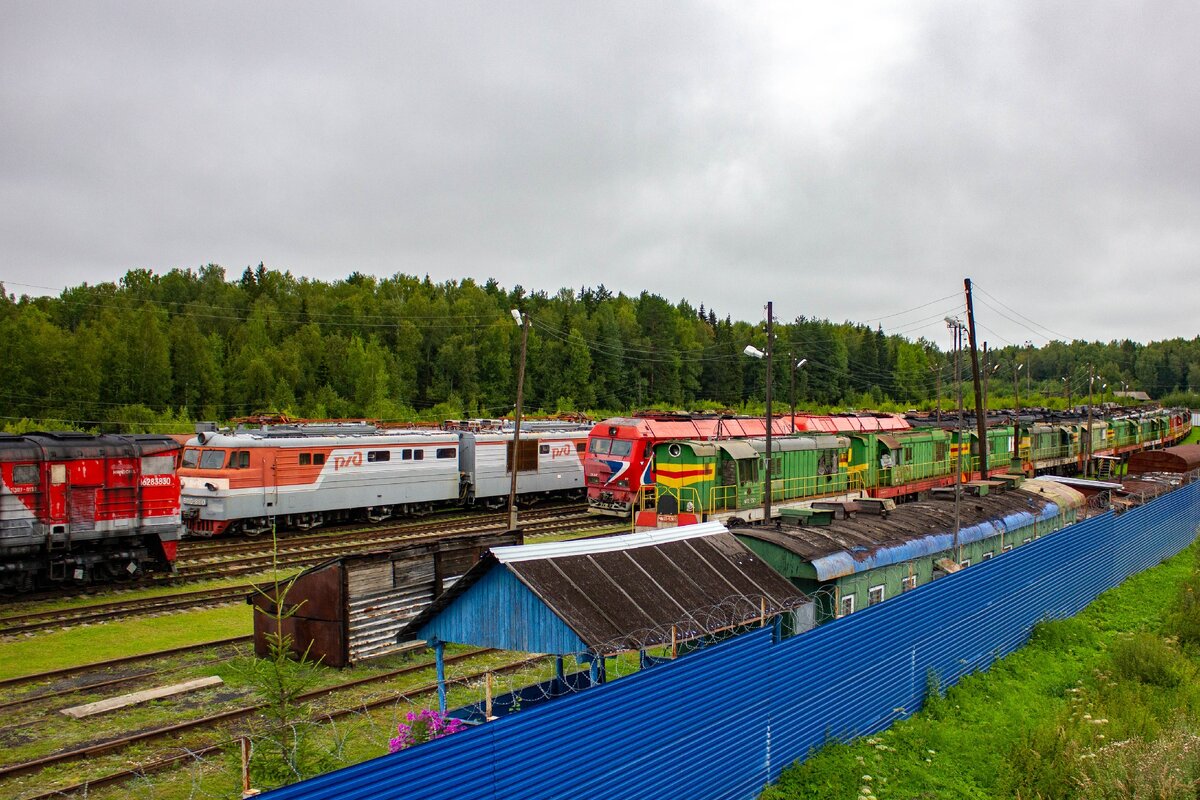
1109,633,1187,688
1075,721,1200,799
1163,572,1200,647
999,715,1082,799
1030,617,1097,652
389,709,467,753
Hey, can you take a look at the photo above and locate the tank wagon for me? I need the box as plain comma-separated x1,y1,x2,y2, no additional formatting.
585,411,910,518
0,432,183,591
178,421,589,536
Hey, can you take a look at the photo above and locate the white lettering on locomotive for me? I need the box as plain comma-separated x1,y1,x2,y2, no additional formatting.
140,475,174,487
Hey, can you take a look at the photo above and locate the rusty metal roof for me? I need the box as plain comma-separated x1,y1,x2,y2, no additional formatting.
1127,445,1200,475
735,481,1079,581
402,523,808,655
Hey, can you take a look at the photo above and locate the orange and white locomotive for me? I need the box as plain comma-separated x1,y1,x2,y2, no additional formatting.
178,421,589,536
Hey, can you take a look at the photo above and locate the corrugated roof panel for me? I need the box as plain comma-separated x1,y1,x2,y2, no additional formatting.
491,521,727,563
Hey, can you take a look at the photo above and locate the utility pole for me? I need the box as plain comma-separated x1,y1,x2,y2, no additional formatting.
946,316,965,563
1085,364,1095,477
764,301,774,526
982,342,990,417
507,309,530,532
964,278,988,478
933,364,942,423
788,352,807,435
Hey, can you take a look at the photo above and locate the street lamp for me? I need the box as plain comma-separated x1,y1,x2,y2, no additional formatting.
789,356,808,433
945,316,965,562
744,302,775,526
507,309,530,532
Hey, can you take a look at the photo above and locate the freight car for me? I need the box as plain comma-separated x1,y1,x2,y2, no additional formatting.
178,421,590,536
585,411,910,518
0,432,183,592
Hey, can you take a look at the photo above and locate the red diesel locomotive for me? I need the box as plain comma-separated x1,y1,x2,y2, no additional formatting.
585,411,911,517
0,432,183,592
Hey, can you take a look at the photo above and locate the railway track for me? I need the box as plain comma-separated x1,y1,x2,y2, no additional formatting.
1,647,550,797
0,585,255,636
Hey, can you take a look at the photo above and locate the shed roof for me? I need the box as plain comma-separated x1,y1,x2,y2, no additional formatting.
735,480,1083,581
402,523,808,655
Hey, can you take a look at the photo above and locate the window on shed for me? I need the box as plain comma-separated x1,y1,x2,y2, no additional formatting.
141,455,174,475
839,593,855,617
981,551,994,561
868,585,885,606
368,451,390,463
1002,544,1013,553
901,575,917,593
299,453,311,466
436,448,456,459
508,439,539,473
960,559,971,568
1022,537,1032,545
11,464,38,484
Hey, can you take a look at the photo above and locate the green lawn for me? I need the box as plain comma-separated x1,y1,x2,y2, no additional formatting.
0,604,252,680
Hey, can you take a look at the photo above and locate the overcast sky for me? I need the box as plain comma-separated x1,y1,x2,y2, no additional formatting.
2,1,1198,349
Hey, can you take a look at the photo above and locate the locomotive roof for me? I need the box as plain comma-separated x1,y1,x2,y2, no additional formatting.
658,435,848,457
0,433,180,460
735,479,1084,581
186,428,585,448
592,412,908,439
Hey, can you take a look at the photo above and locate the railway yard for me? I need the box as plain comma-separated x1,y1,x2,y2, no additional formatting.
0,502,621,800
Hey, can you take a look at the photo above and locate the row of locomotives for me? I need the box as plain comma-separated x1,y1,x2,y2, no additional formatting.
638,434,859,529
0,433,183,593
585,410,910,518
178,422,589,537
1015,407,1191,478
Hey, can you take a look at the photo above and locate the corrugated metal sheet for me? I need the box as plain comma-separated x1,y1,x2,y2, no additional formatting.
261,628,774,800
408,523,806,654
1127,444,1200,475
263,482,1200,800
737,481,1077,581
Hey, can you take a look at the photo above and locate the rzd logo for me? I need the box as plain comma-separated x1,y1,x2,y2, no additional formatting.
549,445,572,459
333,453,363,471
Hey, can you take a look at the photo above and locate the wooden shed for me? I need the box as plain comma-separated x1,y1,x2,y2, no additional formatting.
250,530,518,667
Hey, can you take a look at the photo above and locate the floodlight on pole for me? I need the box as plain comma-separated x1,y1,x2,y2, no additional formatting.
744,345,765,359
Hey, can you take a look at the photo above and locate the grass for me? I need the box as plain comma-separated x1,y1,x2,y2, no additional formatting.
761,541,1200,800
0,604,253,680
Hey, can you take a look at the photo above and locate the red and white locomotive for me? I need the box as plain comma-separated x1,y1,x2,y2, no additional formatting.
0,432,183,592
178,421,589,536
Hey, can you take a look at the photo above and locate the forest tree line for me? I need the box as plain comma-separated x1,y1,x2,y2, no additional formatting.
1,265,1198,432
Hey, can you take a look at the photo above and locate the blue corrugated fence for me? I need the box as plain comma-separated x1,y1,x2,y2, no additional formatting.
265,482,1200,800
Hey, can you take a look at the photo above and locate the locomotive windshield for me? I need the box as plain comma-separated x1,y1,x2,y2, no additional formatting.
610,439,632,457
199,450,227,470
589,438,612,454
182,448,200,468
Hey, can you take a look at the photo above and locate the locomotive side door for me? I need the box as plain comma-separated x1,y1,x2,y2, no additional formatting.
262,448,278,517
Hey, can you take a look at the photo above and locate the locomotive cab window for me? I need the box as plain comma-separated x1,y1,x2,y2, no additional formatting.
11,464,38,484
610,439,632,457
368,450,391,463
589,438,612,455
182,448,200,468
230,451,250,469
199,450,226,470
141,455,174,475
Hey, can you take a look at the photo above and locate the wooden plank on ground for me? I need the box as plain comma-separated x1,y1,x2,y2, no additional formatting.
60,676,224,718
